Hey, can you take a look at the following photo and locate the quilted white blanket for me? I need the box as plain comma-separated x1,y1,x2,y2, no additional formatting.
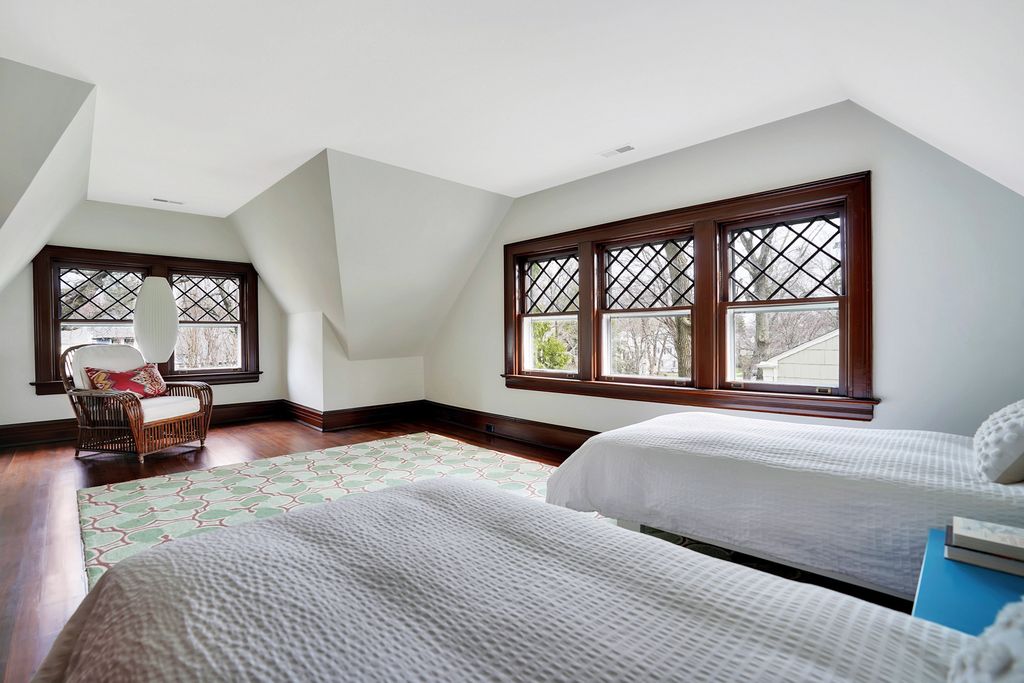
546,412,1024,597
37,478,967,682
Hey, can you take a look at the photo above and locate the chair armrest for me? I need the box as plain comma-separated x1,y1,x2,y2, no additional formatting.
164,382,213,409
67,389,143,426
69,389,139,400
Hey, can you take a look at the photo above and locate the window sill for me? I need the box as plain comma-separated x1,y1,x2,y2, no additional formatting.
503,374,877,421
164,370,262,385
31,370,262,396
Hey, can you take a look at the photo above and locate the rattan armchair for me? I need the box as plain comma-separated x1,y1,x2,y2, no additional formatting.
60,344,213,463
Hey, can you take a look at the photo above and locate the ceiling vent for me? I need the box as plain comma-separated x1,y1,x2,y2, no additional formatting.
599,144,635,158
152,197,184,205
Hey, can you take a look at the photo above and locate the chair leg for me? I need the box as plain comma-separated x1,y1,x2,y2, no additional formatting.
137,454,145,464
74,448,82,459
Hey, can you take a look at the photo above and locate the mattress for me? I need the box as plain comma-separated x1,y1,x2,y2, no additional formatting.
36,478,967,682
546,412,1024,598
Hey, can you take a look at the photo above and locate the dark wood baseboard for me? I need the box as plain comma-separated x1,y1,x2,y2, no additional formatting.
1,400,287,448
0,418,79,448
283,400,424,432
281,400,323,429
323,401,423,431
211,400,284,426
1,398,597,455
422,400,595,454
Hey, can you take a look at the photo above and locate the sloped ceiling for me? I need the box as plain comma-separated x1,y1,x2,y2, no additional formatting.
0,58,94,292
327,151,511,359
230,149,511,360
1,1,1021,218
230,151,346,341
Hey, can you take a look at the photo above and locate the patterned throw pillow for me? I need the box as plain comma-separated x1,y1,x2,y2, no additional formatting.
975,399,1024,484
85,364,167,398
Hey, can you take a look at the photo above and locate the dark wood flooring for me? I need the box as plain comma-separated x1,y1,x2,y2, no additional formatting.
0,418,565,683
1,417,913,683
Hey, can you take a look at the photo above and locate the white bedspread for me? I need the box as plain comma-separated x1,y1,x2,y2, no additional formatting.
546,412,1024,598
37,478,967,682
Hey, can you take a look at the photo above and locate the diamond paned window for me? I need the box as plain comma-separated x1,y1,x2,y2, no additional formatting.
172,274,241,323
605,237,694,310
728,213,842,302
59,268,144,321
524,255,579,314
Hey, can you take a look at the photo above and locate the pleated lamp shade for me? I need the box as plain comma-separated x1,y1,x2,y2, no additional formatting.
133,277,179,362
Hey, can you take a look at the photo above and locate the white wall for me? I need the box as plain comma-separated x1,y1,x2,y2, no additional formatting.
327,150,512,359
0,59,95,292
0,58,93,227
286,312,326,411
231,152,347,338
425,101,1024,436
231,152,427,411
0,200,287,425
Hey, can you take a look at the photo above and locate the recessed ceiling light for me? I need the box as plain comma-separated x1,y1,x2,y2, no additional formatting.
152,197,184,205
599,144,635,158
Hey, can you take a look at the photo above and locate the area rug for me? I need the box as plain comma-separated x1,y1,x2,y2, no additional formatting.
77,432,554,588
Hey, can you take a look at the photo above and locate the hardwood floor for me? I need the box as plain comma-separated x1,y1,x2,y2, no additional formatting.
0,418,565,683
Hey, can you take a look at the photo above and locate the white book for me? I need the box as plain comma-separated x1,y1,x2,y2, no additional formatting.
951,517,1024,562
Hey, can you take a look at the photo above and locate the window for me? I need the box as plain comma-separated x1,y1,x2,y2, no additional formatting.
503,173,875,420
171,274,243,371
58,267,143,353
723,211,843,391
32,246,260,395
521,254,580,374
600,237,694,383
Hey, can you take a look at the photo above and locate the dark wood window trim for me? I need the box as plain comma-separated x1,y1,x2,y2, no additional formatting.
503,172,877,421
31,245,261,396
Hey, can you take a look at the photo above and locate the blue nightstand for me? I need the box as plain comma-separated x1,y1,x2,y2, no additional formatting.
912,528,1024,635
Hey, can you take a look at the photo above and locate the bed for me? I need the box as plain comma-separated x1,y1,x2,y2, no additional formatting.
546,411,1024,598
37,478,971,682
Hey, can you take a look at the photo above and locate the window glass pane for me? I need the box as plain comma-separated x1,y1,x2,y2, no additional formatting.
173,274,241,322
61,324,137,353
523,256,579,314
603,312,691,379
728,212,842,302
605,237,694,309
727,303,839,386
174,324,241,370
522,316,578,372
59,268,143,321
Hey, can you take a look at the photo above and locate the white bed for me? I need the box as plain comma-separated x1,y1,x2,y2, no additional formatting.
546,412,1024,598
36,478,968,682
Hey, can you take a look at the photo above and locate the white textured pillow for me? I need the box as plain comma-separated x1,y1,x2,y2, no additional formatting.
975,399,1024,484
948,598,1024,682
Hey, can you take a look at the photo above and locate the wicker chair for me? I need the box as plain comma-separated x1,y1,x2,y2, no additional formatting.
60,344,213,463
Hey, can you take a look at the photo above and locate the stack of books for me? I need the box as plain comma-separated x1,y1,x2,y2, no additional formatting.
945,517,1024,577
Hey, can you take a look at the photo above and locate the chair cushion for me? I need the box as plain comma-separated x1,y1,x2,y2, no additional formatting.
140,396,202,424
72,345,146,390
85,364,167,398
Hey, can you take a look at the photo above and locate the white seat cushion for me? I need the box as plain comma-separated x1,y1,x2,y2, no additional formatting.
140,396,201,423
72,345,146,389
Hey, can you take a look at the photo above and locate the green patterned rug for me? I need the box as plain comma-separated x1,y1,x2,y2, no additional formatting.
77,432,555,588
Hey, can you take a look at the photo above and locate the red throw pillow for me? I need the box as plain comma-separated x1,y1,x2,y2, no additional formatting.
85,364,167,398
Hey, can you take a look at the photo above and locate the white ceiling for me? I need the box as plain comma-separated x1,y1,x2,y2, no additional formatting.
1,0,1021,217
